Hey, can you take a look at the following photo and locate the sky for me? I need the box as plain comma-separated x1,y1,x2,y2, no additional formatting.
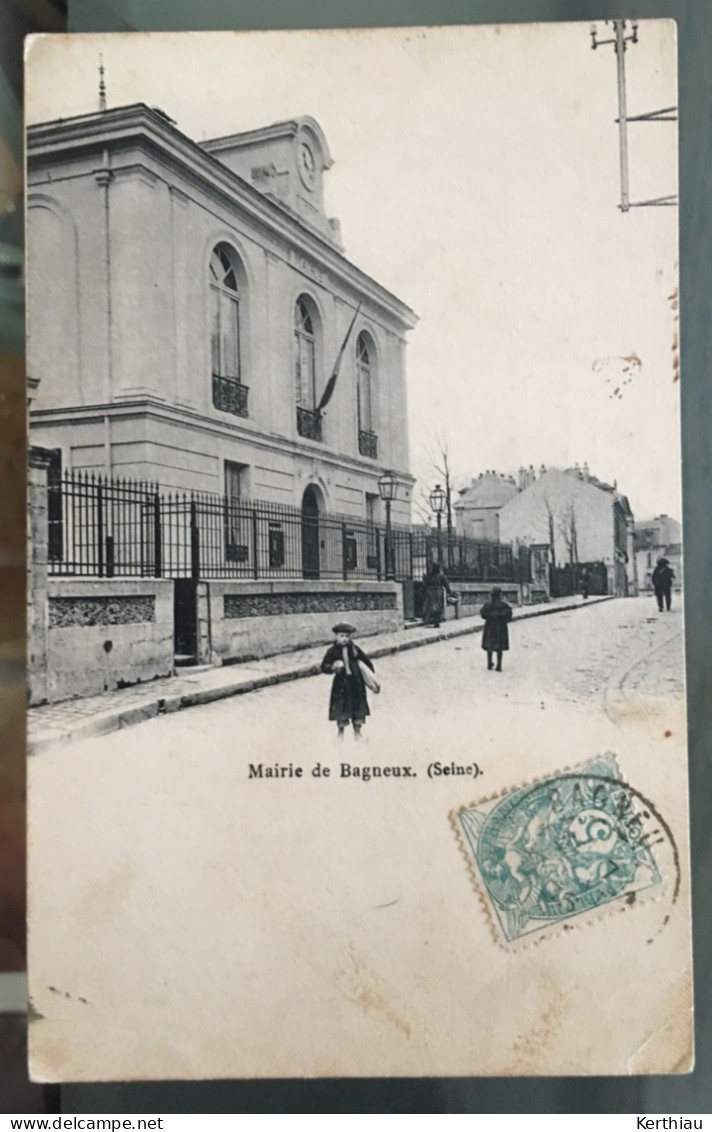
26,22,681,521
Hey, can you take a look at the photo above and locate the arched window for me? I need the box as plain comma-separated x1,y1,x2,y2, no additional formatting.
294,296,317,408
210,244,240,379
210,243,248,417
294,295,322,441
356,331,378,458
357,333,373,431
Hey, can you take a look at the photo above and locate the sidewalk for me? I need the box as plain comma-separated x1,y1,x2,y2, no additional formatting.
28,594,613,754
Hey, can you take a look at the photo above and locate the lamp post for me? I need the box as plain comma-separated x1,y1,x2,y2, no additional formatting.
378,469,397,581
429,483,446,566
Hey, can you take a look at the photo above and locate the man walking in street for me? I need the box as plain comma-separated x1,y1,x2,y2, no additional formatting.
651,556,675,612
580,567,590,600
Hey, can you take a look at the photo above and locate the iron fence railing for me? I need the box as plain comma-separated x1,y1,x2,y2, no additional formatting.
46,470,521,584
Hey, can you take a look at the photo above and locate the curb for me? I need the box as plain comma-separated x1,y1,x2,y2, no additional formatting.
28,595,613,755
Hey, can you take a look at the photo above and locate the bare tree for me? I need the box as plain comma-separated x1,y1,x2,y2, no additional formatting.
543,496,557,568
426,434,460,568
559,502,579,566
412,489,435,528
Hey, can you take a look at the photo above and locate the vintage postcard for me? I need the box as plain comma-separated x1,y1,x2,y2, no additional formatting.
25,23,690,1080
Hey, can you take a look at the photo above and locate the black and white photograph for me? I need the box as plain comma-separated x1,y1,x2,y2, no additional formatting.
24,22,690,1081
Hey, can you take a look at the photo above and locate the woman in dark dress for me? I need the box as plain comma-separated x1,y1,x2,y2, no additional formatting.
320,623,378,740
421,562,452,628
480,587,513,672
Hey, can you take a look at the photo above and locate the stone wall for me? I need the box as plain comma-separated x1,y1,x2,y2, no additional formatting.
204,579,403,664
449,582,547,614
28,449,51,706
453,582,523,616
38,578,174,704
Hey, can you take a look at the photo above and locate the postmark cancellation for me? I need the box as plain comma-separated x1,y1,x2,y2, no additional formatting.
453,754,678,945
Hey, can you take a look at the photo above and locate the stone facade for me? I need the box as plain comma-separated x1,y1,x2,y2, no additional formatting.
28,449,52,705
37,578,174,704
27,105,417,526
48,594,155,628
223,590,397,619
456,583,524,609
203,579,403,665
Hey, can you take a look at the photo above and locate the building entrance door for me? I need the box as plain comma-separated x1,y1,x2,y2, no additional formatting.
301,485,321,579
174,578,198,664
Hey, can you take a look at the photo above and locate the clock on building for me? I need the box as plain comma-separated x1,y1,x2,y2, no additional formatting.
297,140,317,189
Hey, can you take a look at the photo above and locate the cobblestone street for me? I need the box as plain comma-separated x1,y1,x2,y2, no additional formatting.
28,595,689,1080
108,594,680,759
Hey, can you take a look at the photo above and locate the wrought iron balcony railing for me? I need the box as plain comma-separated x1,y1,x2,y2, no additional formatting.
358,429,378,459
212,374,249,418
297,406,323,441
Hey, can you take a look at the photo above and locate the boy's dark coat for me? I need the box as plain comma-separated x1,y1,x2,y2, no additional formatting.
480,599,513,652
321,641,375,722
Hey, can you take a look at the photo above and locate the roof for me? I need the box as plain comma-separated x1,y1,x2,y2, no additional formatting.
27,103,418,331
455,476,519,510
635,528,658,549
202,116,334,168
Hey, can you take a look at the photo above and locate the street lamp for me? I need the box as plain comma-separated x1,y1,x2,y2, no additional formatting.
378,469,398,581
429,483,446,566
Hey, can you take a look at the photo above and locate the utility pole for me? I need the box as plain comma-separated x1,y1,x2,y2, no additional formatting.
614,20,630,213
591,20,677,211
590,20,637,212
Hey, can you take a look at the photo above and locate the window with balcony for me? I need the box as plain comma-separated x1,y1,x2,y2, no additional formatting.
294,295,322,441
211,243,249,418
357,331,378,458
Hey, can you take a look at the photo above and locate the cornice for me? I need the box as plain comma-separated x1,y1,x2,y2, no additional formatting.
29,398,416,484
202,116,334,170
27,104,417,331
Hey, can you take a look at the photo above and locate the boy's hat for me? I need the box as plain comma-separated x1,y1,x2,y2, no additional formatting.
332,622,356,634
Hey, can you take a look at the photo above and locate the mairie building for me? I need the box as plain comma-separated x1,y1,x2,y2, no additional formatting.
26,104,417,527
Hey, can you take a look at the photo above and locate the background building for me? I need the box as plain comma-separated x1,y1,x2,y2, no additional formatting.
635,514,682,592
456,464,636,596
27,104,417,528
454,471,519,541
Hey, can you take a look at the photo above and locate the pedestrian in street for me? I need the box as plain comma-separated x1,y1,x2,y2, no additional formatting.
421,561,452,629
480,586,513,672
580,567,590,600
651,556,675,612
320,623,379,741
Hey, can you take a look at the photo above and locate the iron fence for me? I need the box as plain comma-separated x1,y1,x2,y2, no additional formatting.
46,470,520,584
